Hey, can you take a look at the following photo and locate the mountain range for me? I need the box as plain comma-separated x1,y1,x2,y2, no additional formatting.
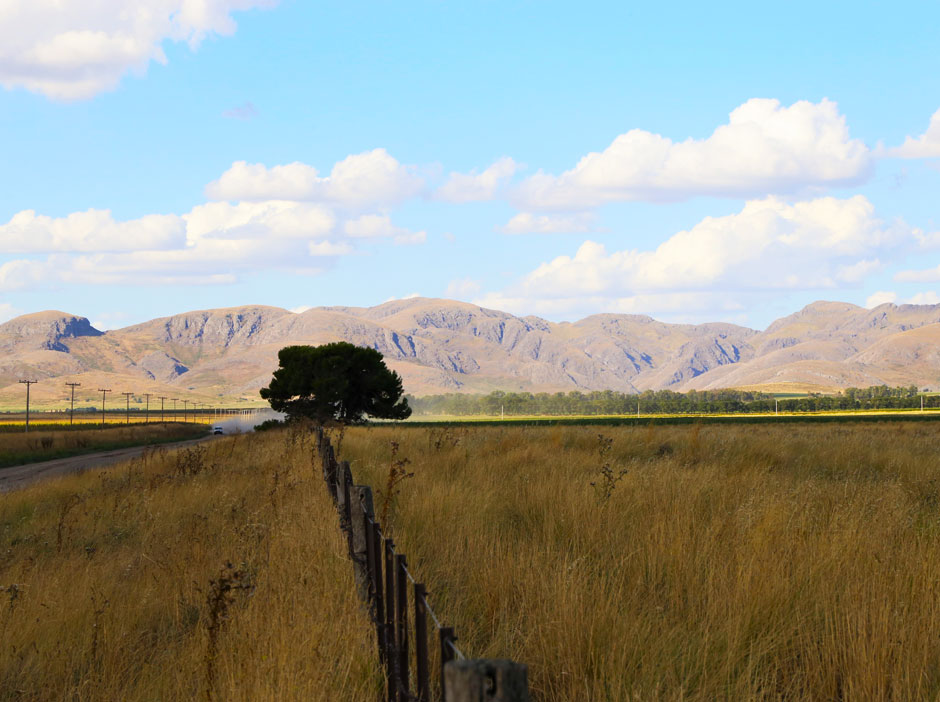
1,298,939,408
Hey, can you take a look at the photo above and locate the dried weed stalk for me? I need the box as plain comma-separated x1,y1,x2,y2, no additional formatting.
590,433,627,501
379,441,414,527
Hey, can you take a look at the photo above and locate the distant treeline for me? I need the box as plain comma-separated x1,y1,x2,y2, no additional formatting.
407,385,934,416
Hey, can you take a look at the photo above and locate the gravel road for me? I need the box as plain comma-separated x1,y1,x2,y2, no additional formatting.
0,435,214,493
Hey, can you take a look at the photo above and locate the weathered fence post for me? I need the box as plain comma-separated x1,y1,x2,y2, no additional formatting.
395,554,410,702
414,583,431,702
440,627,456,702
372,521,387,662
385,538,397,702
350,484,374,601
443,660,530,702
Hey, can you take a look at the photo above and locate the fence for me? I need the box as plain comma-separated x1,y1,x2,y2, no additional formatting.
313,426,530,702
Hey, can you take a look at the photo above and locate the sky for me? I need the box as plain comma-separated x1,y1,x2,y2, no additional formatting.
1,0,939,331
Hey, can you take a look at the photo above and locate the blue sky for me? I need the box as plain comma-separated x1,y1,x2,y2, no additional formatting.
1,0,939,330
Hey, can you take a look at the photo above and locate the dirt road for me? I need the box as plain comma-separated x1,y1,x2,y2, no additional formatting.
0,436,214,493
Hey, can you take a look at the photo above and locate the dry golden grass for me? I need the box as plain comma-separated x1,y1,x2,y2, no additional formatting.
0,423,208,468
0,425,381,701
342,422,940,701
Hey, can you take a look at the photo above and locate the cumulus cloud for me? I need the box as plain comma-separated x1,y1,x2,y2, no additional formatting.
895,265,940,283
513,99,872,209
435,157,520,202
501,212,595,234
343,214,426,244
866,291,897,308
0,303,20,323
906,291,940,305
0,181,429,290
477,196,909,320
205,149,424,208
0,209,185,253
444,277,481,299
882,109,940,159
0,0,277,100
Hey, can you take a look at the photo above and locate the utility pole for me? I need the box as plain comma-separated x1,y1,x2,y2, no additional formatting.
66,382,81,425
19,380,37,433
143,393,151,423
183,399,188,423
775,398,779,416
121,392,133,424
158,396,166,423
98,389,111,426
171,398,178,422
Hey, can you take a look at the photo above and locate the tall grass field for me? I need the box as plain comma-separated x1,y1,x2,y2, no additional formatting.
341,422,940,701
0,427,381,701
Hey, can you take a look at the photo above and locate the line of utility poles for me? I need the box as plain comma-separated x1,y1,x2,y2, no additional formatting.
18,380,37,433
12,379,224,432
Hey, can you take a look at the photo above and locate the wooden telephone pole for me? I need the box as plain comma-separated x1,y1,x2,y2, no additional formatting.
66,382,81,425
19,380,37,433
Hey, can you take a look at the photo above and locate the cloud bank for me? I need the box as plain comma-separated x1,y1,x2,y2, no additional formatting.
513,99,872,209
0,0,277,100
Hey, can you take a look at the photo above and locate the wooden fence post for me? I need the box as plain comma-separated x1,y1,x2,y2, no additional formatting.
414,582,431,702
350,484,373,601
443,660,530,702
385,537,397,702
395,554,409,702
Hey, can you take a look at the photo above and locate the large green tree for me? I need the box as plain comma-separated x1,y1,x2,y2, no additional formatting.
260,343,411,424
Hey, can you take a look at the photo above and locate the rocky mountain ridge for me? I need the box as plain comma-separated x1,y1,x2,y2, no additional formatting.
1,298,938,406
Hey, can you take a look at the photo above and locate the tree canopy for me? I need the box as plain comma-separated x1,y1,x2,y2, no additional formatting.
260,343,411,424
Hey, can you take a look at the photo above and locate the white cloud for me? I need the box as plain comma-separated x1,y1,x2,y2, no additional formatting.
895,265,940,283
435,157,520,202
343,214,426,245
444,277,481,299
0,0,277,100
185,200,335,240
0,209,185,253
514,98,872,209
501,212,595,234
477,196,910,320
0,303,20,323
205,149,424,208
882,109,940,159
308,240,355,256
906,291,940,305
866,291,897,308
0,259,52,291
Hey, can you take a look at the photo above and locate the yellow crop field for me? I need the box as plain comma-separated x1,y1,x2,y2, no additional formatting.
340,421,940,701
0,427,380,701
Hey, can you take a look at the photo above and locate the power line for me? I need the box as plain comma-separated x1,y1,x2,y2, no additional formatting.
18,380,37,433
65,382,81,426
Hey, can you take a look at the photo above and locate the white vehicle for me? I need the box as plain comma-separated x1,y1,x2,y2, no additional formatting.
212,426,224,435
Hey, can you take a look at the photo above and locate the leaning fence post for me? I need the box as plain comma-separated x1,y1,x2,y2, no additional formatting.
443,659,530,702
414,583,431,702
439,627,456,702
395,554,410,702
350,485,373,601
